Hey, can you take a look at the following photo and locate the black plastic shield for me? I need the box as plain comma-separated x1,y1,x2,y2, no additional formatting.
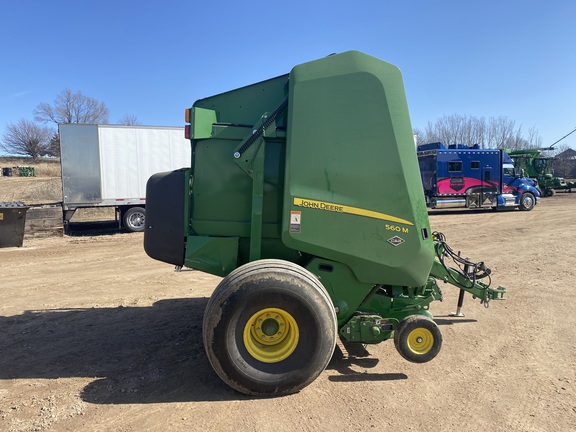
144,169,187,266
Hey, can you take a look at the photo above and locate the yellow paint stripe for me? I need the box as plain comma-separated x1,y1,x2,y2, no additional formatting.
293,197,414,226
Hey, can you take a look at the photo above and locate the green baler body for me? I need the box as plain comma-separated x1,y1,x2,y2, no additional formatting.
144,51,505,345
184,51,434,287
284,54,433,286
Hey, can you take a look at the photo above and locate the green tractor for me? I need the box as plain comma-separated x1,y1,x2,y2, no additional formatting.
144,51,506,396
508,148,574,197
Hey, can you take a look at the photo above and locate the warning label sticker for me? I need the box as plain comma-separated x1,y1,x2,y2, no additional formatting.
290,211,301,233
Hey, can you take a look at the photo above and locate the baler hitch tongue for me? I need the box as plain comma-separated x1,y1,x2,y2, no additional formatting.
487,285,507,301
431,231,507,308
479,285,507,308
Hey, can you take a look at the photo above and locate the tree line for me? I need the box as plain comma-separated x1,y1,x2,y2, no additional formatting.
413,114,545,151
1,89,140,160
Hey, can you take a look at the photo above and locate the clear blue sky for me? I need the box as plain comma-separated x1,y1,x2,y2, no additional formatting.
1,0,575,152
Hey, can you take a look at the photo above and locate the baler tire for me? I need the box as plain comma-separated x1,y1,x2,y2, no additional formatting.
122,207,146,232
394,315,442,363
518,192,536,211
202,259,337,396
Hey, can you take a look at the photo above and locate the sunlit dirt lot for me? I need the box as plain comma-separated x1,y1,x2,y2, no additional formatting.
0,172,574,431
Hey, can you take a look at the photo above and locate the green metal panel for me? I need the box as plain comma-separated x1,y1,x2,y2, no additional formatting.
305,258,375,326
282,51,434,287
190,107,217,139
185,235,239,276
189,75,289,237
185,76,292,269
189,136,285,236
191,75,289,126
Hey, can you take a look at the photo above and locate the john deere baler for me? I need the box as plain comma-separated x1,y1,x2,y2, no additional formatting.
144,51,505,396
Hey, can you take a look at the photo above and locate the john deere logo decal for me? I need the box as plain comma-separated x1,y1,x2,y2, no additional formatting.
387,236,405,247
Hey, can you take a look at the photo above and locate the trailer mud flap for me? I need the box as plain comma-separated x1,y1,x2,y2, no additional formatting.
144,169,188,266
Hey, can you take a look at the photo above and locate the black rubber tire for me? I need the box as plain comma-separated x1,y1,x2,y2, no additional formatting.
122,207,145,232
545,188,556,197
518,192,536,211
202,259,337,396
394,315,442,363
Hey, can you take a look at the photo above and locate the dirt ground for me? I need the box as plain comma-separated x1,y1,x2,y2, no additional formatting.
1,179,575,431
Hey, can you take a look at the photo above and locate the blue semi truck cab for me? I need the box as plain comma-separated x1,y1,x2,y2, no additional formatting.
417,142,540,211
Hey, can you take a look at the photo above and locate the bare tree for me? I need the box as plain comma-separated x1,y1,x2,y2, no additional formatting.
420,114,542,150
526,126,544,149
117,114,142,126
46,132,60,157
552,143,572,157
33,89,109,157
423,114,486,147
1,119,53,160
485,116,518,149
34,88,109,125
413,128,426,146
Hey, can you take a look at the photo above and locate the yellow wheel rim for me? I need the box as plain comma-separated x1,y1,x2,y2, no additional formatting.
406,327,434,355
243,307,299,363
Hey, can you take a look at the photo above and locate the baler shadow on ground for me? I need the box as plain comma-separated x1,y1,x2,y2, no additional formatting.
1,296,477,403
1,298,230,403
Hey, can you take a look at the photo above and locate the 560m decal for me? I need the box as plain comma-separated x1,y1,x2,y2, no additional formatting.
293,197,413,227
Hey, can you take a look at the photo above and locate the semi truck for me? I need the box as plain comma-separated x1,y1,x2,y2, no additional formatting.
418,142,540,211
59,124,190,232
144,51,506,396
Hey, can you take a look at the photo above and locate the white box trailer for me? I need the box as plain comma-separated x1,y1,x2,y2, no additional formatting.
59,124,191,232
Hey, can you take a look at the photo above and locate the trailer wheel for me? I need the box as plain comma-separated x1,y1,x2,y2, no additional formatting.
394,315,442,363
518,192,536,211
123,207,145,232
203,259,337,396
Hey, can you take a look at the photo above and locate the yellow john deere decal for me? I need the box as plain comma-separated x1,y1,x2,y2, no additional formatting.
293,197,414,226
